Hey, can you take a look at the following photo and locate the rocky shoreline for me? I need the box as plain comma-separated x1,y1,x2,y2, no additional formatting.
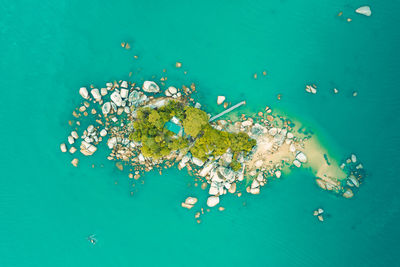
61,78,365,216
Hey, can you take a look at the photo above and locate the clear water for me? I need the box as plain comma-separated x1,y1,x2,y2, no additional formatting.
1,0,400,266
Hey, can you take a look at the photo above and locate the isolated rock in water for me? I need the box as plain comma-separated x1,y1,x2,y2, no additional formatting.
318,208,324,214
351,154,357,163
111,91,123,106
217,96,225,105
275,170,281,178
60,143,67,153
356,6,371,16
102,102,111,114
142,81,160,93
342,188,354,198
207,196,220,207
79,87,89,99
185,197,198,205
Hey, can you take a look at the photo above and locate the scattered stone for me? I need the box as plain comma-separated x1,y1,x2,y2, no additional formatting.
351,154,357,163
185,197,198,205
355,6,371,16
333,88,339,94
313,210,319,216
353,91,358,97
218,207,225,211
68,136,75,145
305,85,317,94
101,88,108,96
60,143,67,152
217,96,225,105
318,208,324,214
100,129,107,137
342,188,354,198
69,146,77,154
79,87,89,99
176,62,182,68
275,170,281,178
317,215,324,222
71,131,79,139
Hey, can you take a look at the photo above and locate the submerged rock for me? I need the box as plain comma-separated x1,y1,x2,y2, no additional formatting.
356,6,371,16
142,81,160,93
342,188,354,198
71,158,79,167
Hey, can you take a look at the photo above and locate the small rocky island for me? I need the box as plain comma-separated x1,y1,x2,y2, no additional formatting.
61,79,365,212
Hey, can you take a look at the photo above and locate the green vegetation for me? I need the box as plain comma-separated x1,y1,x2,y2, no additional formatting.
190,126,256,161
182,107,209,137
229,160,242,172
130,100,256,163
129,101,187,159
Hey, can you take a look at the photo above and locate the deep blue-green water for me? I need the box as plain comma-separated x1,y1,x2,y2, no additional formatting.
1,1,400,266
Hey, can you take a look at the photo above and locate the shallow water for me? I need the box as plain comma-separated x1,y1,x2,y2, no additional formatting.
1,0,400,266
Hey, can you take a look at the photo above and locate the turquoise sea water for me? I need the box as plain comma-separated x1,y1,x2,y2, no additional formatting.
1,1,400,266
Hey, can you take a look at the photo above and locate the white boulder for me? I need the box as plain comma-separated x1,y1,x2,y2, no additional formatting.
120,81,128,88
60,143,67,152
209,185,219,195
275,170,281,178
91,88,101,101
68,136,75,145
120,88,129,99
101,88,108,96
111,91,123,106
185,197,198,205
102,102,111,114
142,81,160,93
351,154,357,163
217,96,225,105
100,129,107,137
296,152,307,163
207,196,220,207
79,87,89,99
71,131,79,139
192,157,204,167
356,6,371,16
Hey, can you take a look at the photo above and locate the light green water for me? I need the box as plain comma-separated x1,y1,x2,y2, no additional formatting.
1,1,400,266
